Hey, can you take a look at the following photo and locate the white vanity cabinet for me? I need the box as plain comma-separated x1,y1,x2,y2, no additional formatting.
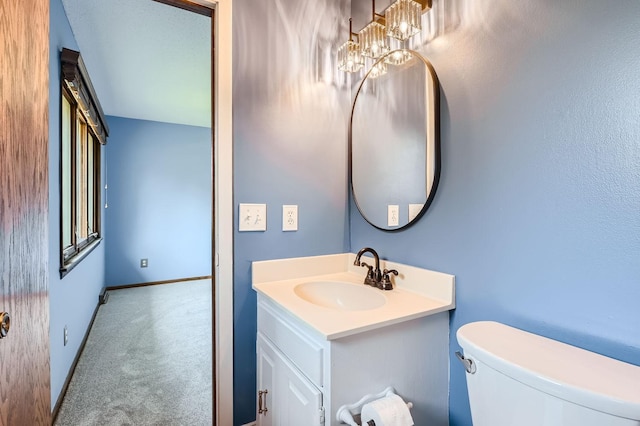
253,253,455,425
256,294,450,426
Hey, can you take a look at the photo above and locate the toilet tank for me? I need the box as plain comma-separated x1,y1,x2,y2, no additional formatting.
456,321,640,426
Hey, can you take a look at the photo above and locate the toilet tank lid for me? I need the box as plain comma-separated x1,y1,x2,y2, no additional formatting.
457,321,640,421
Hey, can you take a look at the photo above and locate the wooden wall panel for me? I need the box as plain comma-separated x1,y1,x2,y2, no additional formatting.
0,1,51,425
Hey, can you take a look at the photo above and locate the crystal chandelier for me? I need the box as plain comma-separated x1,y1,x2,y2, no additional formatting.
337,0,432,74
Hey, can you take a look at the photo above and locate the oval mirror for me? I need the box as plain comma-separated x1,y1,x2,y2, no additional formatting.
350,49,440,231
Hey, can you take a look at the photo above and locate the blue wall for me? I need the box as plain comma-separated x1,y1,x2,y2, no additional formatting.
49,0,107,406
350,1,640,425
232,0,351,423
51,0,640,423
104,117,212,286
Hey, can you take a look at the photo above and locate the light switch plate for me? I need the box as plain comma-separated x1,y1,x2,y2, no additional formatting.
409,203,424,222
239,203,267,231
282,205,298,231
388,205,400,227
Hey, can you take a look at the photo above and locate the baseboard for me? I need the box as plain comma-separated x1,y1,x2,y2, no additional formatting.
106,275,212,291
99,287,109,304
51,298,102,422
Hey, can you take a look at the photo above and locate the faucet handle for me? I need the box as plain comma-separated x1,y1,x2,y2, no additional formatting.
380,269,398,290
360,262,377,286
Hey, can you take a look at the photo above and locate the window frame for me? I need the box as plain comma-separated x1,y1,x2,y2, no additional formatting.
60,48,108,277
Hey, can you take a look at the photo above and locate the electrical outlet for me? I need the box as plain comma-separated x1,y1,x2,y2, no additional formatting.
140,258,148,268
282,205,298,231
239,203,267,231
64,325,68,346
388,205,400,227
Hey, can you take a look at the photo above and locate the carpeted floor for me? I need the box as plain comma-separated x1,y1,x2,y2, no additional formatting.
54,279,213,426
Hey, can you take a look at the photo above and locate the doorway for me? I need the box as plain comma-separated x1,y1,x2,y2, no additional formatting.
54,0,234,424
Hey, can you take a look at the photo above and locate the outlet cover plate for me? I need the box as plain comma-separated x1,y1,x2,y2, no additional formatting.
388,204,400,227
282,205,298,231
239,203,267,231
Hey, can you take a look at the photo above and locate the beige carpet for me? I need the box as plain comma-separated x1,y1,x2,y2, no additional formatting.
54,279,213,425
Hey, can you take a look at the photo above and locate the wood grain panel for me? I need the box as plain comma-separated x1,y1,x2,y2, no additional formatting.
0,1,51,425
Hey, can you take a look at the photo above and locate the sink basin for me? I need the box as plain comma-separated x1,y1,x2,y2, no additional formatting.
293,281,386,311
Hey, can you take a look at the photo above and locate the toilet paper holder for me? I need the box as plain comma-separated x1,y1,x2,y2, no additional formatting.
336,386,413,426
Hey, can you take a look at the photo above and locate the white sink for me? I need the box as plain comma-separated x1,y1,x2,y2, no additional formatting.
293,281,386,311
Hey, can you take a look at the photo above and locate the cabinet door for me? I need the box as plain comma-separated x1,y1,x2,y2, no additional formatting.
257,333,276,426
279,354,323,425
257,333,324,425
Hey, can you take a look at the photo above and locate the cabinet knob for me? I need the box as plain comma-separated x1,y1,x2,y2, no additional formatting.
0,312,10,338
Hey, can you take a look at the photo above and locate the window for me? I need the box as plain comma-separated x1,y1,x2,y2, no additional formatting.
60,48,108,276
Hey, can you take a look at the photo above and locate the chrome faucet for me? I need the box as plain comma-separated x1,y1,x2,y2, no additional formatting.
354,247,398,290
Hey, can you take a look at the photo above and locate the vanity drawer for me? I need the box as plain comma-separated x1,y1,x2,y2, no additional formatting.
258,298,324,387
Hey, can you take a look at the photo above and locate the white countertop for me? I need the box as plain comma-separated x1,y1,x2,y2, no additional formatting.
252,253,455,340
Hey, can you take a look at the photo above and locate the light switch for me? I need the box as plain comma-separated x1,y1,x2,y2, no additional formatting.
239,203,267,231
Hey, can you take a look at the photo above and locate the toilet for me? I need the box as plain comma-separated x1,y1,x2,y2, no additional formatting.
456,321,640,426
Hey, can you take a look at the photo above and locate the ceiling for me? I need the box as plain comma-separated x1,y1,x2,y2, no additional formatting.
61,0,212,128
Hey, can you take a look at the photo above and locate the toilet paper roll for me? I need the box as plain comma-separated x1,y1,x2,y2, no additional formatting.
360,394,414,426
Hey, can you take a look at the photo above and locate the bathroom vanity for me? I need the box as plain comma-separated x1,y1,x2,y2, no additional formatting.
252,253,455,425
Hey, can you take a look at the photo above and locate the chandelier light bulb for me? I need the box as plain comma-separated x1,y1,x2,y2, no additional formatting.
386,0,422,41
337,18,364,73
384,48,413,66
369,60,388,78
359,21,389,59
399,21,409,35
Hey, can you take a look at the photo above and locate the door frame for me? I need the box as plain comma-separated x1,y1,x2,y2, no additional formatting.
210,1,234,425
150,1,234,423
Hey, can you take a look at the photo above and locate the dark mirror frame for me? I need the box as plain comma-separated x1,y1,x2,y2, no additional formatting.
349,49,441,232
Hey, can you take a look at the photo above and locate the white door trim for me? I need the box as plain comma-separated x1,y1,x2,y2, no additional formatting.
211,0,234,425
